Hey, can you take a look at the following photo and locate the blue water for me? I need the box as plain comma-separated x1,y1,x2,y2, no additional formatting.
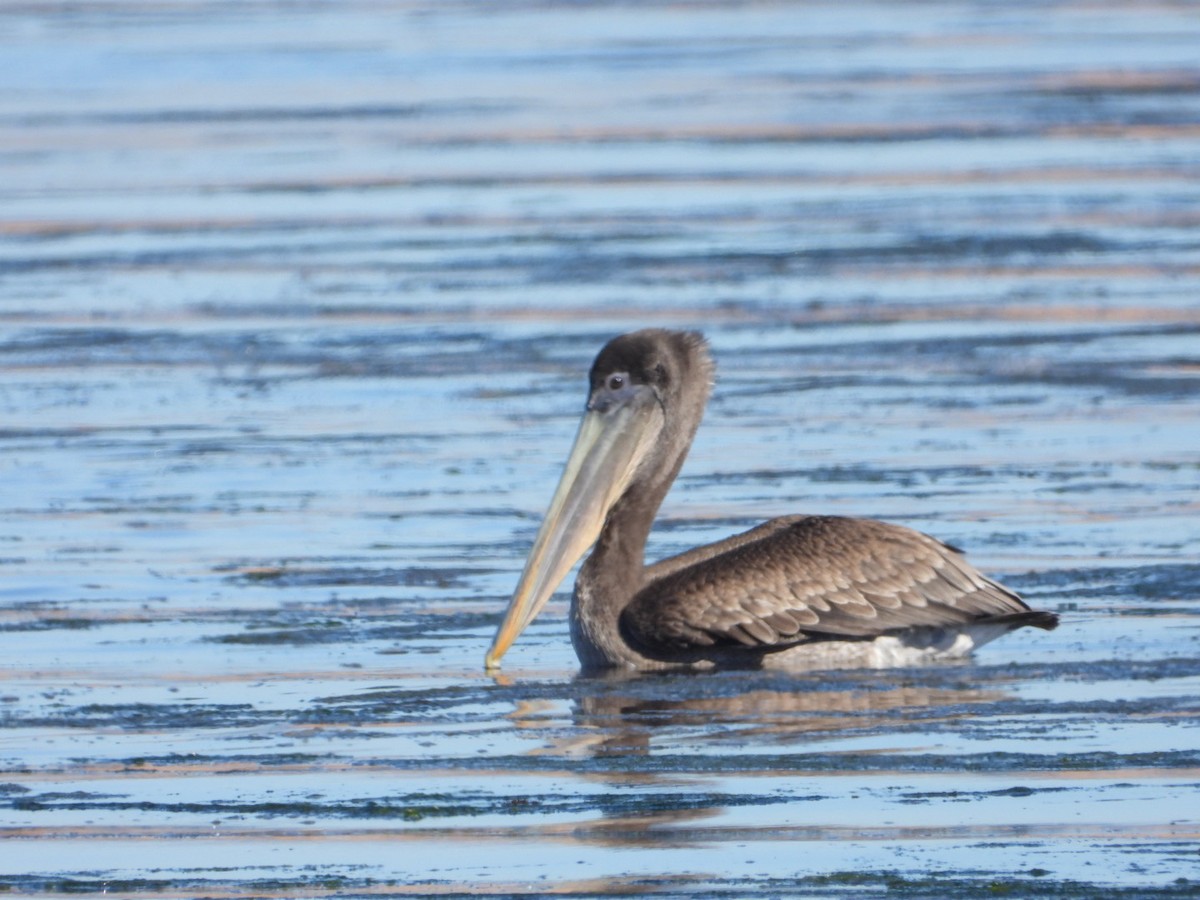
2,2,1199,897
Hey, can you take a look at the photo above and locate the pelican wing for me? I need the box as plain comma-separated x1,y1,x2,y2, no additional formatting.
622,515,1055,652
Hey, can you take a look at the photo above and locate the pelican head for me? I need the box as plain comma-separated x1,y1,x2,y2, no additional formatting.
485,330,712,669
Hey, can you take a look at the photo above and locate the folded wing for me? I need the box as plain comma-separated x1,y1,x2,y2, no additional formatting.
622,515,1057,651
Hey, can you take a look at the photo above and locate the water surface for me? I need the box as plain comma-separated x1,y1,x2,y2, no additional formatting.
2,1,1199,897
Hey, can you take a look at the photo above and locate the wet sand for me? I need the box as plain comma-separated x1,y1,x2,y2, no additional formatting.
2,1,1199,897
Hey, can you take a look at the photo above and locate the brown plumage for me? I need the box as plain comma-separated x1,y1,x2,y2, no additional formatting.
625,515,1055,653
486,329,1058,672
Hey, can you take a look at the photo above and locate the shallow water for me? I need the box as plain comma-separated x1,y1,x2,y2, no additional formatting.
2,1,1200,897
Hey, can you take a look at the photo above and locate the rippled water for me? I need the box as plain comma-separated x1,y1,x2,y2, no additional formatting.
2,1,1199,897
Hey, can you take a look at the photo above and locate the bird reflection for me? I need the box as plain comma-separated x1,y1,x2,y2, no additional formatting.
500,667,1007,763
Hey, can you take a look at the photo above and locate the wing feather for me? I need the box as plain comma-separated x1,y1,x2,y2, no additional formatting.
622,515,1046,653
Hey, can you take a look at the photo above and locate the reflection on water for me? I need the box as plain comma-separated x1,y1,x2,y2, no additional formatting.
544,671,1004,761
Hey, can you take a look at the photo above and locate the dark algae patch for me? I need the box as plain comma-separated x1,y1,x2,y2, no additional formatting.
0,788,801,822
0,873,1195,899
795,873,1200,900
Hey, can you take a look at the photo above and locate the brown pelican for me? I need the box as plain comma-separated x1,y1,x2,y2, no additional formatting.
486,329,1058,672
